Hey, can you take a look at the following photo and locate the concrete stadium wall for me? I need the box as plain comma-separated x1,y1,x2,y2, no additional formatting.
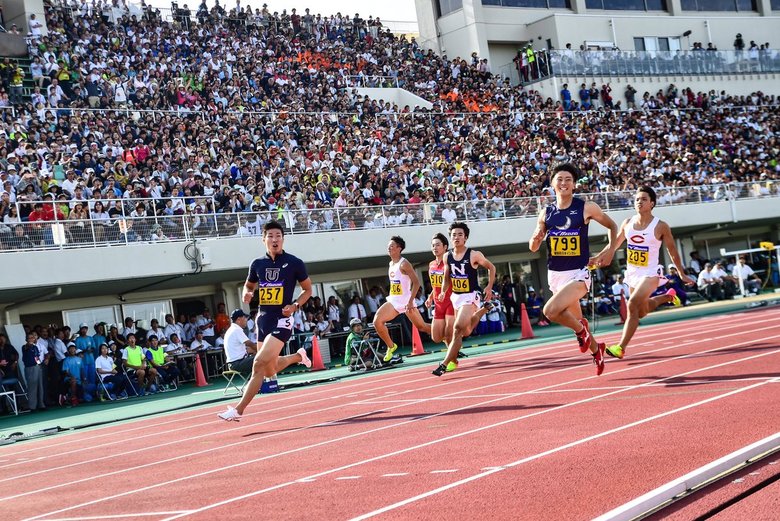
3,196,779,293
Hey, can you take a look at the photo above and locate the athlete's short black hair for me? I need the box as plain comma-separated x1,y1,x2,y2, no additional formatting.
552,162,582,180
449,222,470,238
390,235,406,251
432,232,449,248
637,185,657,206
262,220,285,236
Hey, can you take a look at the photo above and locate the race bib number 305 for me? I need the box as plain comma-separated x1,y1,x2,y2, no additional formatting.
390,281,403,295
627,245,649,267
549,234,581,256
452,277,470,292
258,283,284,305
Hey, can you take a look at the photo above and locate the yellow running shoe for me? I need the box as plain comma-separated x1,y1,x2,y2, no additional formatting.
605,344,624,359
666,288,682,307
445,360,458,372
383,343,398,362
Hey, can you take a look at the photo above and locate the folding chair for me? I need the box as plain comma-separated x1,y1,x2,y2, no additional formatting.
96,369,116,401
222,370,247,395
1,375,28,413
349,339,384,371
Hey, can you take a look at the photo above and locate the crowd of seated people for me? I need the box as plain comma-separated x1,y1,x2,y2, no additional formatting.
0,303,242,412
0,1,777,250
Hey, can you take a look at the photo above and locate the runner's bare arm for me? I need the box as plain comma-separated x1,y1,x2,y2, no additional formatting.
242,280,258,304
400,259,421,310
473,250,496,297
659,221,696,286
282,277,313,317
438,252,451,302
585,201,619,267
529,210,547,252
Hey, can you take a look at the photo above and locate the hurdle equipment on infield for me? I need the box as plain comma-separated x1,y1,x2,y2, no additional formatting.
520,303,535,340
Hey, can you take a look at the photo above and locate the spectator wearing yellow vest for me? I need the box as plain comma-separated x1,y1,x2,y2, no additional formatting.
122,333,157,395
145,335,179,389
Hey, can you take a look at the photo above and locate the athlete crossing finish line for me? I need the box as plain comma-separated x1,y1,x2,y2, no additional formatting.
605,186,696,359
529,163,618,375
219,221,313,422
373,236,432,363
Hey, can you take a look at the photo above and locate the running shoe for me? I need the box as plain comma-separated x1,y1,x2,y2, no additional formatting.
593,342,606,376
666,288,682,307
445,360,458,372
383,343,398,362
432,363,447,377
575,318,593,353
606,344,624,359
297,347,312,368
218,406,242,422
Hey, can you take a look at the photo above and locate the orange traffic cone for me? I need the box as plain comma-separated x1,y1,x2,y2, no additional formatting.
409,325,427,356
520,303,535,340
194,353,208,387
310,335,326,371
617,289,627,325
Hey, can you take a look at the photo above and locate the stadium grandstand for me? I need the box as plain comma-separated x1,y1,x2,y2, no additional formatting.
0,0,778,404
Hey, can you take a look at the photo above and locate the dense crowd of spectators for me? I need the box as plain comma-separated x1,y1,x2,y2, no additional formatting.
0,0,777,248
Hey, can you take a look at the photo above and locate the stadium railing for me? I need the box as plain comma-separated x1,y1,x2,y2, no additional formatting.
2,182,777,252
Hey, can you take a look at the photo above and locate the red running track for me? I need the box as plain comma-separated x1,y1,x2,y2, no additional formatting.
5,308,780,521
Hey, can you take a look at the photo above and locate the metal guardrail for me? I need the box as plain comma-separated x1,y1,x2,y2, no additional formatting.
501,49,780,85
1,182,777,253
548,49,780,77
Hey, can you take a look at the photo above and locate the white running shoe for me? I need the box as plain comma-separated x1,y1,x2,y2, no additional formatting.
218,406,242,422
297,347,312,368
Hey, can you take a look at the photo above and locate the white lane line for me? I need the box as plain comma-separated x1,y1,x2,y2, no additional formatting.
9,307,759,460
336,476,362,480
43,513,192,520
22,322,780,521
382,473,409,477
351,381,774,520
152,338,780,521
430,470,458,474
10,314,744,497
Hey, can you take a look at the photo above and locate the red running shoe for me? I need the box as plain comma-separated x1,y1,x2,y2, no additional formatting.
593,343,606,376
575,318,593,353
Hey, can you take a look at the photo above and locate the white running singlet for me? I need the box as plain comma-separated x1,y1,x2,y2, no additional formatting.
386,257,412,312
625,216,666,289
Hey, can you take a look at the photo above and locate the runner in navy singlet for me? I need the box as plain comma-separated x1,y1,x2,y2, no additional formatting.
219,221,314,421
432,222,496,377
529,163,619,376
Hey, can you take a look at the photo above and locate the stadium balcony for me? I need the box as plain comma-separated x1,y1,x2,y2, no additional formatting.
2,182,779,326
501,49,780,101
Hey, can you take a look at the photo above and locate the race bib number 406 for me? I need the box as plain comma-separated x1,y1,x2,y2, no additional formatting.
258,283,284,305
452,277,470,292
549,234,581,256
627,245,649,267
390,281,403,295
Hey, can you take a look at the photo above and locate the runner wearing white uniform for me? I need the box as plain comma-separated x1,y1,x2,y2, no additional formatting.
606,187,695,359
372,236,432,362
